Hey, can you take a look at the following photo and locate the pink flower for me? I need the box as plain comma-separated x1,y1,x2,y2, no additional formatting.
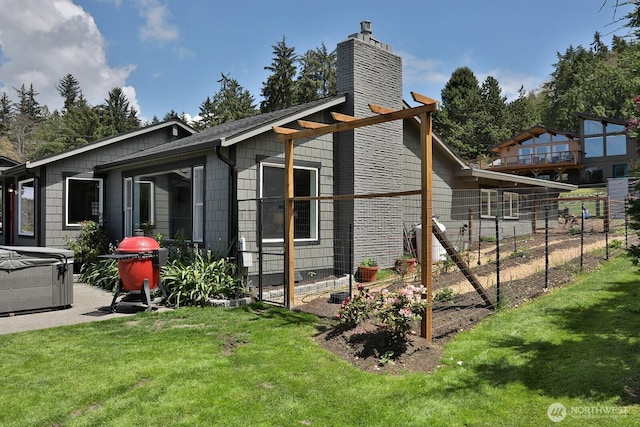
399,308,412,318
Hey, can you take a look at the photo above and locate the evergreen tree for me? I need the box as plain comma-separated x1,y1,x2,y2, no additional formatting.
196,73,256,130
95,87,140,137
433,67,485,159
296,43,337,103
0,93,13,138
14,84,42,120
260,36,298,113
56,74,82,112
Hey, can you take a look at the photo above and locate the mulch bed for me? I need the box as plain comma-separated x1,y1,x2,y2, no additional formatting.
294,231,624,374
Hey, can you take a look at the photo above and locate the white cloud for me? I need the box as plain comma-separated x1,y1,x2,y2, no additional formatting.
479,69,543,101
0,0,137,113
136,0,178,42
399,50,449,87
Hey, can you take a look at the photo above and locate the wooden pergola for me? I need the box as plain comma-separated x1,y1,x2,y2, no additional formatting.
273,92,438,342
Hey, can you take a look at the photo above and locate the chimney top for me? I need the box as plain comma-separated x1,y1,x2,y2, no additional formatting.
360,21,372,35
346,21,391,52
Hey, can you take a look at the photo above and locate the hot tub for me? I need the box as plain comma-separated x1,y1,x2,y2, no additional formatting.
0,246,74,315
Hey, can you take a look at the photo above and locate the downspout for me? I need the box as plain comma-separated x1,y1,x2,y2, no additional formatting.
215,142,238,259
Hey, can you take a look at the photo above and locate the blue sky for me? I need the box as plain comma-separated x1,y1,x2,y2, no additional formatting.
0,0,634,123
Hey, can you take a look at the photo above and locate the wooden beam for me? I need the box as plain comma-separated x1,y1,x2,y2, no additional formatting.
369,103,396,114
298,119,329,129
276,102,437,141
330,112,357,122
284,137,295,309
411,91,439,106
420,111,434,343
273,126,299,135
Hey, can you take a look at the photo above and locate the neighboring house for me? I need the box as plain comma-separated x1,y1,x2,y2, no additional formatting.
480,114,636,185
0,121,196,247
0,22,575,286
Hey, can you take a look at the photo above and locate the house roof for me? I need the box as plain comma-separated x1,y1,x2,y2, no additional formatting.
575,112,627,126
490,126,578,153
2,119,196,176
457,167,577,191
96,95,348,171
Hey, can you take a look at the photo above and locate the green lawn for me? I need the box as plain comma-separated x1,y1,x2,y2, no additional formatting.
1,256,639,426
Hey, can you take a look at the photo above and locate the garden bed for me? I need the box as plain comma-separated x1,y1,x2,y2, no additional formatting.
296,230,630,374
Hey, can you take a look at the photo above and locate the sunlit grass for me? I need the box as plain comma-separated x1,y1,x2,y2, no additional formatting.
1,256,639,426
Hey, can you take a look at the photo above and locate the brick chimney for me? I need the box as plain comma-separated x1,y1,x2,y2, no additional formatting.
334,22,404,272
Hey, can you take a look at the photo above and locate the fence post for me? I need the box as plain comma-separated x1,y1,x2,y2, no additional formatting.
468,208,474,250
477,214,482,265
625,196,629,249
604,197,610,233
580,202,584,270
545,206,549,290
257,198,264,301
495,216,500,307
349,223,353,298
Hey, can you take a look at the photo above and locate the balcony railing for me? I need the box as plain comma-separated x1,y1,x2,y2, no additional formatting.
471,150,582,170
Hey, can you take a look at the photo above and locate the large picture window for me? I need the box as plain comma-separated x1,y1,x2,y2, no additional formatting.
260,162,318,242
18,179,34,236
66,177,103,227
125,165,204,241
480,189,498,219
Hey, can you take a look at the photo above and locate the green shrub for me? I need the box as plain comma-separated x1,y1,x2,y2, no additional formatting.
80,259,119,292
434,287,455,302
360,257,377,267
162,250,245,308
65,221,110,267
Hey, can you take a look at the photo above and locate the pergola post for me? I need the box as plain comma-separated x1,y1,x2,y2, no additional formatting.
284,136,295,308
420,111,433,342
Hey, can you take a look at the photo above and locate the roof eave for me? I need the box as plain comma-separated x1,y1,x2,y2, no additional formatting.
459,168,578,191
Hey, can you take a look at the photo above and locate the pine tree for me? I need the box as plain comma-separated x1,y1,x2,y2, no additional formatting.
296,43,336,103
95,87,139,137
56,74,82,112
260,37,298,113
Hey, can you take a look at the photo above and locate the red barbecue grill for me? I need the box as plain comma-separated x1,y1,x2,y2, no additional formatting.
101,236,168,312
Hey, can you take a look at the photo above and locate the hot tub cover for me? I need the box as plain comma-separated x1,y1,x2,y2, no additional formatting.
0,246,74,271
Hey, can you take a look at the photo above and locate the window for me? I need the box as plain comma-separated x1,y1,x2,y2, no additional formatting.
480,189,498,218
534,146,550,164
124,177,133,237
260,162,318,242
518,147,532,165
66,177,103,227
134,180,154,231
584,119,603,135
606,134,626,156
584,137,604,158
192,166,204,242
126,165,204,241
613,164,628,178
503,192,519,219
18,179,34,236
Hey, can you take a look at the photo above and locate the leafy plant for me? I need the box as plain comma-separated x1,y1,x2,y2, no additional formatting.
336,284,374,327
608,239,622,249
360,257,377,267
508,247,532,259
80,259,120,292
161,250,245,308
65,220,111,267
378,351,395,366
479,235,496,242
434,287,455,303
337,284,429,340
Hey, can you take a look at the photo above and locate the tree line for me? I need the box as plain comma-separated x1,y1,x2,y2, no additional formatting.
0,4,638,163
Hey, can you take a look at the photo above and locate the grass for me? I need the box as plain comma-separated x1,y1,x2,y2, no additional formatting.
1,256,640,426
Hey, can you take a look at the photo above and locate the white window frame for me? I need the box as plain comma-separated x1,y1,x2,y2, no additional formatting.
135,180,155,229
65,177,103,227
18,178,35,236
480,189,498,219
124,177,133,237
259,162,319,243
503,192,519,219
192,165,204,242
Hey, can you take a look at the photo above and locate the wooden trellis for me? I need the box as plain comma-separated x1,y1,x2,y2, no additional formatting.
273,92,437,341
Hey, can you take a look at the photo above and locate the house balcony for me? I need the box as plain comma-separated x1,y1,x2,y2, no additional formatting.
471,150,583,173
